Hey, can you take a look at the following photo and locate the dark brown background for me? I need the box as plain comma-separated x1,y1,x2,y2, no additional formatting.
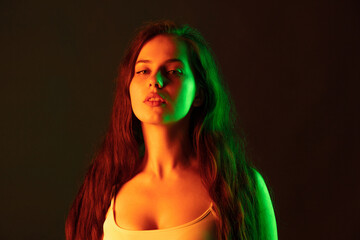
1,0,359,239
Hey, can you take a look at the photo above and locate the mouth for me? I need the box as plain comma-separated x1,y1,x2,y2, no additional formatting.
144,92,166,104
146,97,165,102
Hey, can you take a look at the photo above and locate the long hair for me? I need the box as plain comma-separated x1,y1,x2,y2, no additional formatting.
65,20,259,240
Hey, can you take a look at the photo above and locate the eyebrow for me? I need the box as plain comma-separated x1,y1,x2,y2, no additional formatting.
135,58,184,65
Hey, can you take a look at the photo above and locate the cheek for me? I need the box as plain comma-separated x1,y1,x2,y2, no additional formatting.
173,80,196,113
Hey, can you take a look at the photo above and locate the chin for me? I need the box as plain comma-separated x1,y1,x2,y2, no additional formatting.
137,116,167,125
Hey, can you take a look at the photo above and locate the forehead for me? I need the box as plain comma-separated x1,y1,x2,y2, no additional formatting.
136,35,188,62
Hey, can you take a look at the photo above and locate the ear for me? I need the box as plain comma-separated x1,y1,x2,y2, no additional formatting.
193,88,204,107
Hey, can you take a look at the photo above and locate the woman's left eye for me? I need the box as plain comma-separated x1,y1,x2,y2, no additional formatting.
167,69,182,75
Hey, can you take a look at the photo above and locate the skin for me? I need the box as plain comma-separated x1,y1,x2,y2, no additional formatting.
129,34,202,179
115,34,277,237
114,35,212,230
255,170,278,239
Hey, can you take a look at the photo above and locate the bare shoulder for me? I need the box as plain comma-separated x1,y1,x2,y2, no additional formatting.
253,169,278,240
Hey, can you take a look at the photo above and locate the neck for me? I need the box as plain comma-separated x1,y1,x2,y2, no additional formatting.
139,119,196,180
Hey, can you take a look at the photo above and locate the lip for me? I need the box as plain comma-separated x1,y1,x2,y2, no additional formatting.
144,101,165,107
144,92,166,106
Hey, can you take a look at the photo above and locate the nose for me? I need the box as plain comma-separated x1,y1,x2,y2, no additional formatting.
149,71,164,89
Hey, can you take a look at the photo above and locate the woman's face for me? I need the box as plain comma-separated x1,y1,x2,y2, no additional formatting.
129,35,197,125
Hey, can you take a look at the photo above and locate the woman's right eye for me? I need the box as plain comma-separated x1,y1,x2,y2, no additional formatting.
136,70,149,74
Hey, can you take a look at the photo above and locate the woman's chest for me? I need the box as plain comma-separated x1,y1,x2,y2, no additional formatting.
113,174,213,230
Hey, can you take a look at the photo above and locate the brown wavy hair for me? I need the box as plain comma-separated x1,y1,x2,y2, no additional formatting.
65,20,260,240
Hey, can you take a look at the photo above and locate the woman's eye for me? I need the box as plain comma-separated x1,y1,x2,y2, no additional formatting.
136,70,149,74
167,69,182,75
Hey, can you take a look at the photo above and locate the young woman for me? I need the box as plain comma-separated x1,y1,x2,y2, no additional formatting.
65,20,277,240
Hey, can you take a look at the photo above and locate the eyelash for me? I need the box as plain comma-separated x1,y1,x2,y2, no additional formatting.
136,70,149,74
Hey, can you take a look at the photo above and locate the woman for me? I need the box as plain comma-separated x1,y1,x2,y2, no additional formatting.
65,20,277,240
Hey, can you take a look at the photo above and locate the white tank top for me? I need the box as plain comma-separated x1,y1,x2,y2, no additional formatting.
102,198,218,240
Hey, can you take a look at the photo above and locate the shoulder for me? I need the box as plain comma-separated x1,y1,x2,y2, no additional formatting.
252,169,278,240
